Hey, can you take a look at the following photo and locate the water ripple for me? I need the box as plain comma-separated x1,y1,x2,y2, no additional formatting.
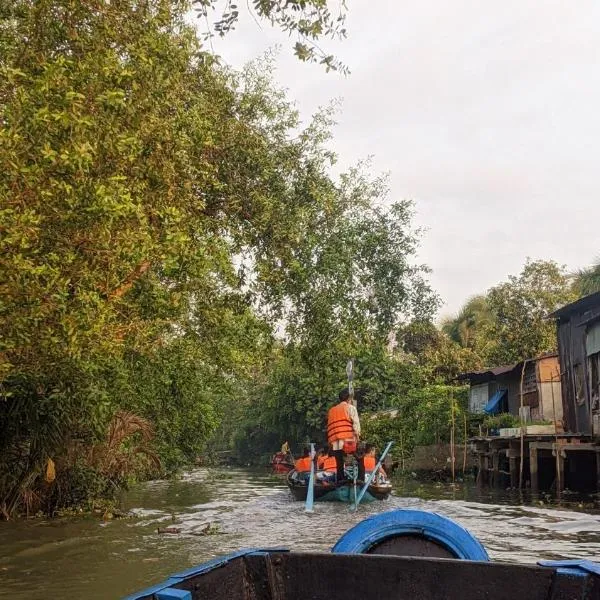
1,468,600,599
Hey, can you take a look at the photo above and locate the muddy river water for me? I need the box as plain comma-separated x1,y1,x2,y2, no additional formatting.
1,469,600,599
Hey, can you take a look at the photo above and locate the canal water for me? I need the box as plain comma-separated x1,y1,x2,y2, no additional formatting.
1,469,600,599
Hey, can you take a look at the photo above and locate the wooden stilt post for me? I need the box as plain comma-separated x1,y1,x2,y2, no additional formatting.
492,450,500,488
519,360,528,489
509,456,518,489
463,414,468,475
530,445,539,493
450,392,455,483
556,447,564,497
596,450,600,493
476,453,485,486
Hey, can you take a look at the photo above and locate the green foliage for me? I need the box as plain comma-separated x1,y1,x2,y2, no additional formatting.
1,0,437,516
481,413,521,431
486,260,576,364
195,0,350,72
572,258,600,297
441,260,576,368
396,320,483,382
361,414,409,464
101,345,221,472
232,339,431,462
361,385,469,463
441,295,496,359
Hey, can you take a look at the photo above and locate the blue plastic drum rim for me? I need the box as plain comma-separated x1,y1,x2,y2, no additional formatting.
331,509,489,561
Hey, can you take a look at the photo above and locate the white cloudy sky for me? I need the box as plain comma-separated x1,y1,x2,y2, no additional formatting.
205,1,600,317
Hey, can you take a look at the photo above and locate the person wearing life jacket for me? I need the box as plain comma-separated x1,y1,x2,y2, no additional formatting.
315,448,326,470
315,447,337,484
363,444,386,481
327,388,361,482
294,448,312,472
320,449,337,472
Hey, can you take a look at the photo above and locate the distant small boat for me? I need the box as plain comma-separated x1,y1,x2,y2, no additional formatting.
286,469,392,502
125,509,600,600
270,451,294,474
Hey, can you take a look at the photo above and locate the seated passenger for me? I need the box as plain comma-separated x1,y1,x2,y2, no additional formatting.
321,453,337,472
294,448,312,472
315,447,326,470
363,444,387,480
315,449,337,483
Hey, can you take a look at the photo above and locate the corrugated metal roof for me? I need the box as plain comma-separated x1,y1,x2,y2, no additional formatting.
548,291,600,320
488,365,518,376
458,352,558,382
457,364,517,380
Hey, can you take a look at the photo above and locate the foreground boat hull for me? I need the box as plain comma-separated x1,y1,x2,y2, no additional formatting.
125,509,600,600
126,549,600,600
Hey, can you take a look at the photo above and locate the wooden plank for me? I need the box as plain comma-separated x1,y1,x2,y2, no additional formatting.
173,557,247,600
530,442,556,451
538,356,560,383
476,453,486,485
132,552,600,600
510,457,518,488
556,452,565,494
243,554,273,600
492,451,500,487
530,446,539,493
558,444,599,451
268,553,568,600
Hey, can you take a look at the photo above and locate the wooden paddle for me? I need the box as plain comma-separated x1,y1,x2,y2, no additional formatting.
305,443,316,513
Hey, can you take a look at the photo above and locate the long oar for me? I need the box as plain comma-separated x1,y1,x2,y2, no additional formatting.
353,441,393,510
305,443,316,513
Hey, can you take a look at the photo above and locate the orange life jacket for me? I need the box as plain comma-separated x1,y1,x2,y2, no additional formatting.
295,456,312,472
327,401,354,443
364,455,377,470
364,455,386,478
320,455,337,471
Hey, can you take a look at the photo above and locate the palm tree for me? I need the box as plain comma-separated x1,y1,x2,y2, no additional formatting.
441,295,494,348
573,258,600,297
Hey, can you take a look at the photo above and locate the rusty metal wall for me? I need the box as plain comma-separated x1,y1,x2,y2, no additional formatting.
556,304,600,435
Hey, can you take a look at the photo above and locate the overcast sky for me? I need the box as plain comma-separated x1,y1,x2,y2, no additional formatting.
207,1,600,317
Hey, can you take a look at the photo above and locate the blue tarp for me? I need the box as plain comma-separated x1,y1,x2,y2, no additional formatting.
483,389,507,415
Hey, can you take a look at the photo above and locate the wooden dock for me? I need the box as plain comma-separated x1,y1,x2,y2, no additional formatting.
470,434,600,493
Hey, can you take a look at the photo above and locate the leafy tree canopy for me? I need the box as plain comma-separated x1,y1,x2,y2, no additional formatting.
0,0,432,515
195,0,350,72
485,259,576,364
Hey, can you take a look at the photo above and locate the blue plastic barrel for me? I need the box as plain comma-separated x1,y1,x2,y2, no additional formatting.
332,509,489,561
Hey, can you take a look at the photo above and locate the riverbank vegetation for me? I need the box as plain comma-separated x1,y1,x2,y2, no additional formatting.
1,0,599,518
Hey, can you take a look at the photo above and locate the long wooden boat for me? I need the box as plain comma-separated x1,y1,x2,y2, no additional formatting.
286,469,392,502
270,452,294,474
125,509,600,599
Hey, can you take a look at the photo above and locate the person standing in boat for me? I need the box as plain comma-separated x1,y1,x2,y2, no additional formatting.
281,440,293,463
327,388,361,482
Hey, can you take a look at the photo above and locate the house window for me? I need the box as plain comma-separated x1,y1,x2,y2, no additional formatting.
522,364,537,394
469,384,488,413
